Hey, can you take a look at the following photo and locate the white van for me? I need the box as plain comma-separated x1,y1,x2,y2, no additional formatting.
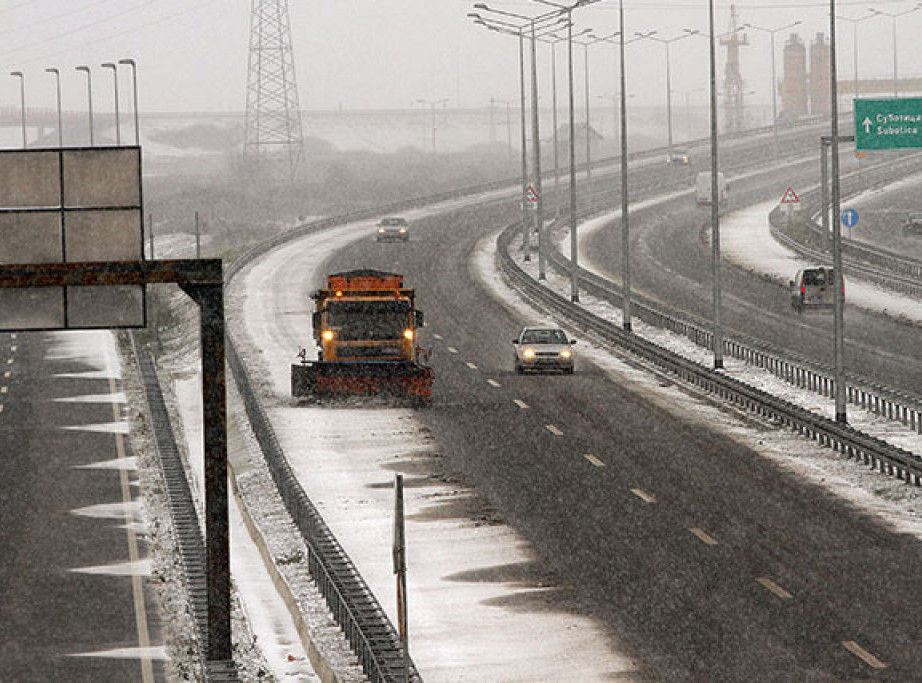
790,266,842,312
695,171,728,206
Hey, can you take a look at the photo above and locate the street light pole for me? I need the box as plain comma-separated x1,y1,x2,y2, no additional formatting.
830,0,846,422
639,31,699,158
119,58,140,145
75,66,94,146
744,21,800,155
101,62,121,145
45,68,62,147
10,71,26,149
708,0,723,369
416,98,449,154
870,6,920,98
836,13,873,102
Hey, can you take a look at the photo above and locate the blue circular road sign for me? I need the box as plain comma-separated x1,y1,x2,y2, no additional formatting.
841,209,859,228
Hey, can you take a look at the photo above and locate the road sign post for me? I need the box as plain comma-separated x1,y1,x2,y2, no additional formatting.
855,97,922,150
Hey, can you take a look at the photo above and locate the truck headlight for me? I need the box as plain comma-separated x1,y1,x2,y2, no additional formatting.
403,329,414,340
322,330,334,342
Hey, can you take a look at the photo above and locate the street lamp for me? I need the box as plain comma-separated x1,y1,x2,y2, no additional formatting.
539,34,568,218
636,30,699,158
836,12,874,102
10,71,26,148
45,67,62,147
869,5,921,97
119,58,139,145
101,62,121,145
743,21,800,154
708,0,723,369
75,66,94,146
531,0,601,302
472,6,567,269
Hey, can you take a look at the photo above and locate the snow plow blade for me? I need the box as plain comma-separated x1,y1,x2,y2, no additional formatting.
291,361,433,402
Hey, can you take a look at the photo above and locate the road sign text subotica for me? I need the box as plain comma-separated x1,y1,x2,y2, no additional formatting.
855,97,922,150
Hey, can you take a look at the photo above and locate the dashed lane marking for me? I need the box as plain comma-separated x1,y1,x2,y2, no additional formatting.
466,362,477,369
584,454,605,467
10,345,16,353
545,424,564,436
3,371,9,378
842,641,887,670
630,488,657,504
0,387,7,394
689,527,718,546
447,346,459,354
487,379,501,388
513,399,529,409
433,333,443,340
7,359,12,365
756,577,793,600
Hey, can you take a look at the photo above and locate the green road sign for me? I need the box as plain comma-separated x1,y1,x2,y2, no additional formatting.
855,97,922,150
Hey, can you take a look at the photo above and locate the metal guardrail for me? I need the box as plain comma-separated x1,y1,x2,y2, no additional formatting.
128,333,224,681
498,224,922,485
225,336,421,683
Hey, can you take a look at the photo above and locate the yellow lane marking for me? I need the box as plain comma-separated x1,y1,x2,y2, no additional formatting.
513,399,529,409
689,527,718,546
545,424,564,436
466,362,477,369
584,454,605,467
630,488,657,504
487,379,501,388
756,577,793,600
108,376,154,682
842,641,887,670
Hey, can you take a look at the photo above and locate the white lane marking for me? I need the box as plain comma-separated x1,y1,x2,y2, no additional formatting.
10,333,16,340
6,358,12,365
630,488,657,504
433,333,443,340
545,424,564,436
68,646,168,661
447,346,459,354
0,404,4,413
487,379,501,388
0,386,6,394
466,362,477,369
756,577,793,600
689,527,718,546
513,399,529,409
3,371,9,378
842,641,887,670
584,454,605,467
10,345,16,352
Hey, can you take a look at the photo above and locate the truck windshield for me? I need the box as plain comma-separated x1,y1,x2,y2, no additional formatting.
327,300,411,340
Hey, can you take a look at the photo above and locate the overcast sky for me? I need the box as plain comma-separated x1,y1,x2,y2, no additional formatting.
0,0,919,116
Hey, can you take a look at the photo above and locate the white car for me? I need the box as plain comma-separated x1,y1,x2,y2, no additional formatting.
376,216,409,242
512,326,576,374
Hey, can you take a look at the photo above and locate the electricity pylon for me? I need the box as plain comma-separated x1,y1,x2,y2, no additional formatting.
244,0,304,176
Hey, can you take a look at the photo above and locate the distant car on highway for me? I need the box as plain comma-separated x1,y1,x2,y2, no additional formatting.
904,211,922,236
667,148,691,166
790,266,841,312
512,326,576,374
376,216,409,242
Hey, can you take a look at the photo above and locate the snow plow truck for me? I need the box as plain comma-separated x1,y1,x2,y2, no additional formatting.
291,269,433,402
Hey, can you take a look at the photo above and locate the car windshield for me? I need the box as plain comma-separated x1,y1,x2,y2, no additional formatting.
521,329,568,345
327,300,410,340
380,218,406,226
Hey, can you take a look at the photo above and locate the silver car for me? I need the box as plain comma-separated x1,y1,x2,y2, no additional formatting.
512,326,576,374
376,216,410,242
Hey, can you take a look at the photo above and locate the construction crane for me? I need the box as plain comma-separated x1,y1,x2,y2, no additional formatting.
720,5,748,133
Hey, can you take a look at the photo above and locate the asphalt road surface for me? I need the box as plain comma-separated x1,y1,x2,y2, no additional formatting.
0,331,165,682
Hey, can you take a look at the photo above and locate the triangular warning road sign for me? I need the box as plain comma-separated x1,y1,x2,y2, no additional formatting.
780,186,800,204
526,184,539,202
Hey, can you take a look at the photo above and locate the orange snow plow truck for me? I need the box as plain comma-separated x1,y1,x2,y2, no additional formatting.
291,269,433,402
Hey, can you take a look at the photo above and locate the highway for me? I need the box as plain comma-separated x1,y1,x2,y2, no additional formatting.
233,142,922,677
0,331,165,682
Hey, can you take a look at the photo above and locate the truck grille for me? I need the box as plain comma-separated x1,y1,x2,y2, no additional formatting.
338,345,402,358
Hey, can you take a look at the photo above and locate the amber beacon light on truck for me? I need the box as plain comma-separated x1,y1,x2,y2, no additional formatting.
291,269,433,403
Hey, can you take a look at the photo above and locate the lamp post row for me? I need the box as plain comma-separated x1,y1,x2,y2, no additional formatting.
8,60,139,149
